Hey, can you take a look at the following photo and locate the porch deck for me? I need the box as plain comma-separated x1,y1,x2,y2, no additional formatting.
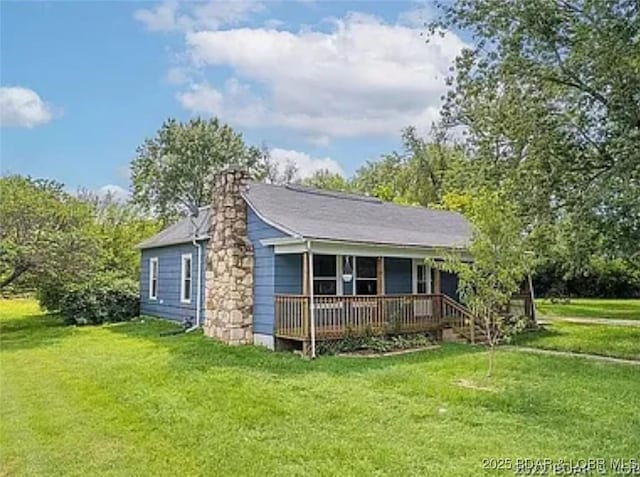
275,293,473,341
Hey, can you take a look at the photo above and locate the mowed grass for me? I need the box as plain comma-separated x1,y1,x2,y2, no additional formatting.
513,321,640,360
1,299,639,477
536,298,640,320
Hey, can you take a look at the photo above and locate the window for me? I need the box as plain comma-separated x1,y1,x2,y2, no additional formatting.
413,260,431,294
181,254,192,303
313,254,337,295
355,256,378,295
149,257,158,300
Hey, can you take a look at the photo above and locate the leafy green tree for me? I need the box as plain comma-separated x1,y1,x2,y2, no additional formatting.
430,0,640,260
302,169,353,192
0,176,97,299
353,127,464,207
131,117,267,223
435,190,534,376
79,189,161,280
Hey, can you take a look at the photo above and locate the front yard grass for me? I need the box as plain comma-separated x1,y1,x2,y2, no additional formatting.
512,321,640,360
536,298,640,320
1,299,639,476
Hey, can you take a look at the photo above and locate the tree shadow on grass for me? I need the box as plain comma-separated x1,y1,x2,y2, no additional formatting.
107,317,486,378
0,313,74,352
510,325,562,347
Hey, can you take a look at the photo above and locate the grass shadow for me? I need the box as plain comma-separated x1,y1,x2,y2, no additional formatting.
0,313,74,352
107,317,486,377
510,325,562,347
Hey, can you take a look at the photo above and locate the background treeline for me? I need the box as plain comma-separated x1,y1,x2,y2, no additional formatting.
300,126,639,298
0,175,160,322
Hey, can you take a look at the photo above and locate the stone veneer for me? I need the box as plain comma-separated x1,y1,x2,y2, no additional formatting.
203,170,254,345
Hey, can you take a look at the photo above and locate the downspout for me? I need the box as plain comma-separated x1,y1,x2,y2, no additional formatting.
192,235,202,327
186,216,202,333
307,240,316,359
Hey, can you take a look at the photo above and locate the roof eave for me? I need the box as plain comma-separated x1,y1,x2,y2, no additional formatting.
136,234,210,250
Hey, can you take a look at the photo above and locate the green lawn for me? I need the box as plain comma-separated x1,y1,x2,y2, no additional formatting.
1,299,640,476
513,321,640,360
536,298,640,320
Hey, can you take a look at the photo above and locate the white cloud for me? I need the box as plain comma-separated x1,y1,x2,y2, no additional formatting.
177,79,266,126
134,0,264,32
97,184,131,202
166,66,192,85
134,1,180,31
0,86,55,127
270,148,344,180
178,12,467,139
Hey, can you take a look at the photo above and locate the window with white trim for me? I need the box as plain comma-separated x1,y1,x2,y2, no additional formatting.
313,254,338,295
412,259,431,294
149,257,159,300
354,256,378,295
181,254,192,303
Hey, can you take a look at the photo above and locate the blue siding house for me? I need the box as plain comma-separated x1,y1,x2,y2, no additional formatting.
138,171,474,355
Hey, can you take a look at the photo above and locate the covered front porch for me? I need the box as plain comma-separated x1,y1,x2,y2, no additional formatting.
275,292,474,341
261,237,475,352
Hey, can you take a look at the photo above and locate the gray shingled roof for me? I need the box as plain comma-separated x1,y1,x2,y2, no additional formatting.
136,207,211,249
137,182,472,249
244,183,471,249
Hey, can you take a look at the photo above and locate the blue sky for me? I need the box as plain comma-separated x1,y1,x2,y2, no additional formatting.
1,1,466,197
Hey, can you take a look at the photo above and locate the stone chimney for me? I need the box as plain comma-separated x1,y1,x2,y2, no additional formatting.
203,169,254,345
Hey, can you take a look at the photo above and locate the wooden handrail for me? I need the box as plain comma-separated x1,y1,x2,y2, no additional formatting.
275,294,443,340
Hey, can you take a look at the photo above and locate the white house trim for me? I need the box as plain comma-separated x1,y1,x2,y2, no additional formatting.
149,257,158,300
412,258,432,294
180,253,192,304
261,237,469,260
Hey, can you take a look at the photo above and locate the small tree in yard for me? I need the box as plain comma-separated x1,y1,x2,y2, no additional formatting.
437,189,534,377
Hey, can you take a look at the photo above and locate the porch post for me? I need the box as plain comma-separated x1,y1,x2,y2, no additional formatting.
377,257,385,330
377,257,385,295
307,243,316,358
302,252,310,353
433,268,442,327
433,268,441,294
302,252,309,295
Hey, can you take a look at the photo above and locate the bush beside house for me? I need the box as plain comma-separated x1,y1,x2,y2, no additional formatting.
60,277,139,326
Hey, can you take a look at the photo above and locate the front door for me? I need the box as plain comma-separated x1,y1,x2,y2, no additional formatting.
413,261,432,317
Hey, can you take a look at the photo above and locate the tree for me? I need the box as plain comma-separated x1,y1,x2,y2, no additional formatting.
0,176,97,297
435,190,534,377
302,169,353,192
430,0,640,261
301,127,465,204
352,127,465,206
78,189,161,280
131,117,267,223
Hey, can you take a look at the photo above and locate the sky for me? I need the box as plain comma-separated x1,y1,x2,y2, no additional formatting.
0,0,467,199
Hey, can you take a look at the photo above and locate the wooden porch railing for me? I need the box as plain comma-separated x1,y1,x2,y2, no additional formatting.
441,294,478,343
275,295,310,339
275,294,444,340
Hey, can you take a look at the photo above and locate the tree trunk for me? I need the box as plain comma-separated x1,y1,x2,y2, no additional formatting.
0,266,29,290
487,344,496,378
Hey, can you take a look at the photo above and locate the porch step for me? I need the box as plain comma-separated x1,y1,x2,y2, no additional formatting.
448,325,489,344
442,328,468,343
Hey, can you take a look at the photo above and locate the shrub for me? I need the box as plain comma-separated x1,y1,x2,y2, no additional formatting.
317,333,435,355
60,276,139,326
